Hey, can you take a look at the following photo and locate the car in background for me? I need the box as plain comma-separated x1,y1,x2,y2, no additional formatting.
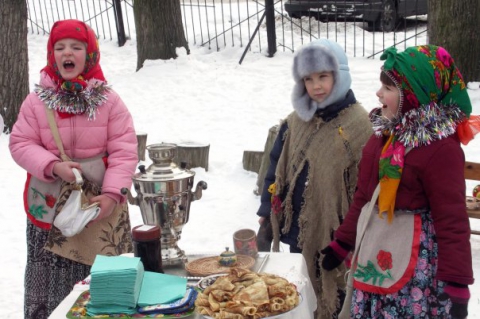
284,0,428,32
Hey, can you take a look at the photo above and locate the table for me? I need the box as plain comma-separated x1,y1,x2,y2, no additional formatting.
49,252,317,319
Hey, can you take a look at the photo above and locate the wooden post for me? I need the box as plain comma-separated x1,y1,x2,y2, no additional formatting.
255,125,279,195
243,151,264,173
174,142,210,171
112,0,126,47
265,0,277,57
136,132,148,162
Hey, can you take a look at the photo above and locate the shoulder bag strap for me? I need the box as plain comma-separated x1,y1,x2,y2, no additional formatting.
352,146,413,263
45,107,72,162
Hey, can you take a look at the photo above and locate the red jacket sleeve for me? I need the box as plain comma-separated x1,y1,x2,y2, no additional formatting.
420,139,473,285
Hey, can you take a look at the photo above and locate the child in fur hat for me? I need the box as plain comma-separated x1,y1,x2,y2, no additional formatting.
256,39,372,319
9,19,137,319
321,45,476,319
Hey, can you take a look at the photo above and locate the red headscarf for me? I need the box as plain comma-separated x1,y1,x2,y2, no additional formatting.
42,19,105,87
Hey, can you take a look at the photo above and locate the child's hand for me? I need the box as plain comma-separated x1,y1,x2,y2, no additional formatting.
89,194,116,221
53,161,82,182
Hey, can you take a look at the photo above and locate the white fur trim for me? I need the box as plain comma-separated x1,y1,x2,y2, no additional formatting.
291,39,352,121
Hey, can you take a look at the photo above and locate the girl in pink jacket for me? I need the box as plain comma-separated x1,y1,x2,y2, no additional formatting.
9,19,137,319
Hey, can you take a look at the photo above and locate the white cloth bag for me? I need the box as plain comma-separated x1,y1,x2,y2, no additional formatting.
53,168,101,237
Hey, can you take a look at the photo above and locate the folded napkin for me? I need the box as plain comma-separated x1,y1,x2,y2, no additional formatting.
137,272,187,306
87,255,144,316
137,287,197,315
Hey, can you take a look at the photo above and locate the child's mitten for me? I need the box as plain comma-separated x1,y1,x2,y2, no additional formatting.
320,240,351,271
444,283,469,319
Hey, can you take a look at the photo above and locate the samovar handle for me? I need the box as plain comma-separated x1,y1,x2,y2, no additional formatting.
192,181,208,201
121,187,140,206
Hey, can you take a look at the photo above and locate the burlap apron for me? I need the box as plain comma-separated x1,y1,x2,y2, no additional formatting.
43,156,133,265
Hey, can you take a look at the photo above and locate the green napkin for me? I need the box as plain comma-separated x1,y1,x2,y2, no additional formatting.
86,304,137,316
87,255,144,316
91,255,142,273
137,272,187,306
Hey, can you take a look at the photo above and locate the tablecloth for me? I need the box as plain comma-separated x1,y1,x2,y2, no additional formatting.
48,252,316,319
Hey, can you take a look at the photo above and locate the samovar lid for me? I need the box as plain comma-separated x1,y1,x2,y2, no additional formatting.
133,143,195,182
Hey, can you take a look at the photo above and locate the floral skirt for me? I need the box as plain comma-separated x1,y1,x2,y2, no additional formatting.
350,212,452,318
24,219,91,319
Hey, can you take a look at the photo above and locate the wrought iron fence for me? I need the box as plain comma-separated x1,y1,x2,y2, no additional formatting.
27,0,133,45
26,0,428,60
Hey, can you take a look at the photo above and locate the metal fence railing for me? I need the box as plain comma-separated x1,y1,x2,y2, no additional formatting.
27,0,428,60
27,0,134,45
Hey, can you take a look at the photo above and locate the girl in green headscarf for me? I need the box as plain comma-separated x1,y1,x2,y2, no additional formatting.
320,45,476,319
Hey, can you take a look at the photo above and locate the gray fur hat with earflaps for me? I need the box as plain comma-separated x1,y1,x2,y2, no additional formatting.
291,38,352,121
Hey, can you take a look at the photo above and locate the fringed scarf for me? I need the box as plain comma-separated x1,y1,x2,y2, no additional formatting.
35,81,110,121
373,45,475,221
378,134,405,222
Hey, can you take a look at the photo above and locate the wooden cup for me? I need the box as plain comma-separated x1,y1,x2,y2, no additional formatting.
233,228,258,258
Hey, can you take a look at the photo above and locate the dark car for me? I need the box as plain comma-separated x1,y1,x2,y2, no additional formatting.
284,0,428,32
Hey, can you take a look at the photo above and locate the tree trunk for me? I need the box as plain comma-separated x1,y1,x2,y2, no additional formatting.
134,0,189,71
0,0,29,133
428,0,480,83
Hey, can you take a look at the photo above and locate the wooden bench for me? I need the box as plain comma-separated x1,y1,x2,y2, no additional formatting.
465,161,480,235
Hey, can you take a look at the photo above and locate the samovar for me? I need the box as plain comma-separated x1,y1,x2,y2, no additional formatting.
122,143,207,265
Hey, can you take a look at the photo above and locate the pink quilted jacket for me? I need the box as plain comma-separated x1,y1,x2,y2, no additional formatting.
9,72,138,203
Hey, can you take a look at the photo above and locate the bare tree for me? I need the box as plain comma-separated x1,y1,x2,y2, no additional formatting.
428,0,480,83
133,0,189,71
0,0,29,133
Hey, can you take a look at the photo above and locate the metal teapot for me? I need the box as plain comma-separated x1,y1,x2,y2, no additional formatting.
122,143,207,265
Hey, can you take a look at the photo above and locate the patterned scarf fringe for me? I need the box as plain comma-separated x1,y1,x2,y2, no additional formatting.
35,82,111,121
371,102,466,148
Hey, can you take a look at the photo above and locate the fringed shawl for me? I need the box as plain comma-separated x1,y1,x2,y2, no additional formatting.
271,103,372,319
34,74,110,121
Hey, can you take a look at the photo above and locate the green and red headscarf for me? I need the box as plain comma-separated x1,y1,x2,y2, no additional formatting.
373,45,477,222
42,19,105,90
